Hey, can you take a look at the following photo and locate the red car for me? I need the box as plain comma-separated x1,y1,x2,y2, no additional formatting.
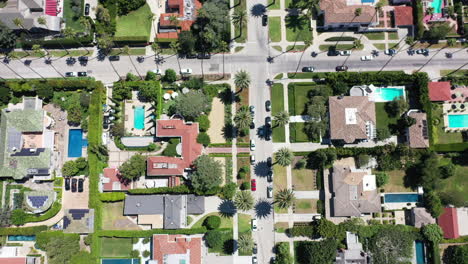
251,179,257,191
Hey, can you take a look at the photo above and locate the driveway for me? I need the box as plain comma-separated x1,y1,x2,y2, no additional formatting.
62,176,89,209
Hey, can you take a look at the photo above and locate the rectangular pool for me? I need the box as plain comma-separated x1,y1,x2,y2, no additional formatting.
134,106,145,130
448,114,468,128
415,241,426,264
374,87,405,102
431,0,443,13
384,193,421,203
68,129,88,158
8,235,36,241
101,259,140,264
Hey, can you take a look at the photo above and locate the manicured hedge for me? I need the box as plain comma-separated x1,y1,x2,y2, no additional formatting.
96,227,208,237
324,36,357,42
154,38,178,43
4,79,98,91
0,225,48,235
99,192,126,202
128,185,192,194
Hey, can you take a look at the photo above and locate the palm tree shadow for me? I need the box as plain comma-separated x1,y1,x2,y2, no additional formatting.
254,161,270,178
218,199,237,217
251,4,266,17
255,199,272,218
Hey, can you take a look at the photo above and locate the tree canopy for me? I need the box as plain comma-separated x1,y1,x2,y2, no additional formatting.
170,90,211,121
119,154,146,181
421,224,444,243
0,24,17,51
295,239,338,264
369,226,415,264
190,155,223,193
385,96,408,117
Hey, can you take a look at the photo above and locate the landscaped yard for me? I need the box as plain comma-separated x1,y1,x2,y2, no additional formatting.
102,202,141,230
440,69,468,77
267,0,281,9
238,213,252,234
362,32,385,40
294,199,318,214
109,48,147,56
318,44,358,51
234,0,247,43
286,45,306,52
291,165,316,191
285,16,312,42
378,170,413,193
269,17,282,42
271,84,286,143
191,212,233,229
375,102,398,132
287,82,317,115
438,164,468,204
237,156,251,185
100,237,133,257
373,43,386,50
431,103,464,145
273,164,288,213
388,32,399,40
275,222,289,233
63,0,85,32
289,123,311,143
115,3,152,40
208,229,234,255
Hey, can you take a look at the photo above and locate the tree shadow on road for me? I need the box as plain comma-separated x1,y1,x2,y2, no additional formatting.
255,199,272,218
218,199,237,218
251,4,266,17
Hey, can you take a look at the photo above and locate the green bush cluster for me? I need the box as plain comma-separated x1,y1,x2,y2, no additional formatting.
99,192,126,202
197,132,211,146
128,185,191,195
324,36,356,42
203,215,221,230
96,227,207,237
0,226,47,235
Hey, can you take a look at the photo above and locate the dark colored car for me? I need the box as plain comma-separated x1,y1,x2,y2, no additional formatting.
24,60,32,65
327,48,339,56
186,53,197,59
197,53,210,59
267,170,273,182
336,65,348,72
78,179,84,193
65,178,70,191
253,243,258,254
250,122,255,129
265,116,271,126
109,55,120,61
301,66,315,72
84,3,90,16
267,157,272,167
265,100,271,112
262,15,268,26
251,179,257,191
78,72,87,77
71,178,77,192
446,52,453,58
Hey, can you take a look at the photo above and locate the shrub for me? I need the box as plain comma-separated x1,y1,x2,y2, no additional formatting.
126,72,139,81
145,71,157,81
142,237,150,244
287,226,315,238
83,235,92,246
241,165,250,173
356,154,371,168
238,171,246,180
205,230,223,248
375,172,389,187
220,183,237,200
142,250,151,258
147,143,157,151
0,226,47,235
99,192,126,202
128,185,191,195
11,209,27,226
116,0,146,16
196,115,211,132
295,159,306,169
204,215,221,230
240,181,251,190
197,132,211,146
130,250,140,258
317,200,325,215
163,69,177,83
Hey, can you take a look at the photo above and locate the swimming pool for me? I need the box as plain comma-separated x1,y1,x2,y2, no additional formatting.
134,106,145,130
384,193,421,203
431,0,443,13
8,235,36,241
448,114,468,128
415,241,426,264
374,87,405,102
68,129,88,158
101,259,140,264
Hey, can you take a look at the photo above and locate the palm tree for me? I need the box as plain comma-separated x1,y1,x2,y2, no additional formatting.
274,189,296,209
447,38,456,47
219,40,228,78
63,27,90,54
234,106,253,131
232,9,247,39
37,17,70,55
170,41,182,74
234,191,254,211
32,44,45,57
238,234,254,253
273,111,289,128
426,7,435,16
274,148,293,167
405,36,415,46
353,39,363,49
354,8,362,17
234,70,250,94
169,15,180,38
13,18,33,56
122,45,142,79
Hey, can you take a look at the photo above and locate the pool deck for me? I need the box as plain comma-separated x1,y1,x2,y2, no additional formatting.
442,103,468,132
124,91,153,137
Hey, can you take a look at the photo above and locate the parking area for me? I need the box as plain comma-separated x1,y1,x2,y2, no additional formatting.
62,176,89,209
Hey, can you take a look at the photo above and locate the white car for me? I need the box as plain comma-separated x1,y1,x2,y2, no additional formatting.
250,154,255,165
339,50,351,56
65,72,77,77
361,55,373,61
151,69,163,75
252,256,258,264
251,218,257,231
180,68,192,74
250,139,256,151
267,186,273,198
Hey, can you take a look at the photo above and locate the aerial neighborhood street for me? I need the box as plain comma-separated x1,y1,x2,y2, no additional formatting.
0,0,468,263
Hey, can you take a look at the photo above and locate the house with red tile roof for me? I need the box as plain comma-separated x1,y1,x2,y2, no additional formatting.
100,168,134,192
393,6,414,27
152,234,202,264
0,258,27,264
429,81,452,101
156,0,203,39
438,207,459,239
147,119,202,185
318,0,379,30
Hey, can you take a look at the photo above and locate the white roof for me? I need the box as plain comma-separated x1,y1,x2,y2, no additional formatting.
362,174,376,191
345,108,358,124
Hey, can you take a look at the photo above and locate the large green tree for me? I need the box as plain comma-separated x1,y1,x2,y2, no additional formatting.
385,96,408,117
295,239,337,264
0,23,17,51
443,245,468,264
36,232,80,264
170,90,211,121
276,242,294,264
119,154,146,181
421,224,444,243
190,155,223,193
369,226,415,264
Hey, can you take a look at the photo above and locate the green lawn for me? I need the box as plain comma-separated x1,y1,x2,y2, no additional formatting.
290,123,311,142
208,230,234,255
439,165,468,204
294,199,318,214
287,82,317,115
376,170,413,193
109,48,146,56
375,102,398,131
273,164,288,213
440,69,468,77
271,84,286,143
285,16,312,42
373,43,386,50
102,202,141,230
272,46,283,52
388,32,400,40
269,17,282,42
388,42,400,49
286,45,306,52
63,0,85,32
100,237,133,257
267,0,281,10
234,0,247,43
318,44,359,51
363,32,385,40
191,213,233,229
115,3,152,39
238,213,252,234
291,166,316,191
431,104,464,144
275,222,289,233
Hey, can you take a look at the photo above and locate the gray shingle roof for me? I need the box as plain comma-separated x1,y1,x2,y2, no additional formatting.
123,195,164,215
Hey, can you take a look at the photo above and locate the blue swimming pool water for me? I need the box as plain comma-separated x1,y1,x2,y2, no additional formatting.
375,87,405,102
68,129,87,158
431,0,443,13
384,193,421,203
361,0,374,3
448,115,468,128
8,235,36,241
101,259,140,264
415,241,426,264
134,106,145,130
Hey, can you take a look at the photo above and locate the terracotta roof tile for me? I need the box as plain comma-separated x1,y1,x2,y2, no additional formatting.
0,258,27,264
152,234,202,264
438,207,459,239
102,168,132,191
319,0,378,25
394,6,414,26
429,82,452,101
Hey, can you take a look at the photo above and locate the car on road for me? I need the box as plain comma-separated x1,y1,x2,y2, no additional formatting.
327,49,339,56
252,256,258,264
335,66,348,72
251,218,258,231
270,257,276,264
78,178,84,192
71,178,77,192
301,66,315,72
267,157,272,167
267,170,273,182
251,179,256,191
267,186,273,198
416,48,428,54
78,72,87,77
265,116,272,126
109,55,120,61
339,50,351,56
84,3,90,15
65,72,76,77
65,178,70,191
360,55,373,61
311,51,318,57
180,68,193,74
253,243,258,254
151,69,163,75
250,154,255,165
250,139,256,150
250,121,255,129
265,100,271,111
262,15,268,26
185,53,197,59
384,49,397,56
249,105,255,115
446,52,453,58
197,53,210,59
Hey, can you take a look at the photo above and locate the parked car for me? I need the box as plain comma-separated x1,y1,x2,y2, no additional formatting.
186,53,197,59
151,69,163,75
77,72,87,77
446,52,453,58
65,178,70,191
262,15,268,26
267,170,273,182
197,53,210,59
250,139,256,150
251,179,257,191
71,178,77,192
84,3,90,15
251,218,258,231
327,49,339,56
265,100,271,111
339,50,351,56
252,256,258,264
265,116,272,126
416,48,428,55
253,243,258,254
335,65,348,72
384,49,397,56
267,186,273,198
360,55,373,61
109,55,120,61
180,68,192,74
267,157,272,167
78,179,84,192
301,66,315,72
249,105,255,115
65,72,76,77
250,154,256,165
